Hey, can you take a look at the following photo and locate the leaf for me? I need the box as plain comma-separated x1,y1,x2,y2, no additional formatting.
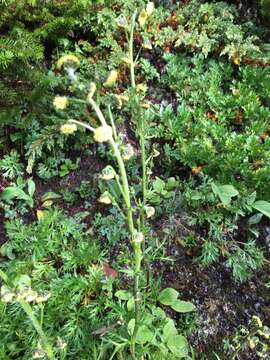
115,290,132,301
158,288,179,306
102,263,117,279
252,200,270,219
41,191,61,202
153,177,165,193
127,297,135,312
127,319,135,336
41,200,53,208
248,213,263,225
0,187,25,201
162,319,178,342
37,209,47,221
27,178,35,197
136,325,154,344
170,300,195,313
211,183,239,205
166,177,178,190
167,335,189,358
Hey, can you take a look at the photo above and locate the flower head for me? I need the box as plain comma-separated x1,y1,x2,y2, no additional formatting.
56,337,67,350
100,165,115,181
104,70,118,87
138,9,148,28
53,96,68,110
116,15,128,28
94,125,113,143
122,143,135,161
57,54,80,69
60,123,77,135
143,39,152,50
33,349,45,359
36,291,51,303
1,285,14,303
98,191,112,205
146,2,155,16
145,206,155,218
132,231,144,243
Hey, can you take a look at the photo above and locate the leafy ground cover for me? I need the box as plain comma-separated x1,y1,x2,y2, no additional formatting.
1,0,270,359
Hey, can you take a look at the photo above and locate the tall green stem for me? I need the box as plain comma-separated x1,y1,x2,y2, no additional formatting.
128,11,145,358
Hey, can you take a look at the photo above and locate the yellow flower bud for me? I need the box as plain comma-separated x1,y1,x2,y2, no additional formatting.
57,54,80,69
93,125,113,143
104,70,118,87
98,191,112,205
138,9,148,28
53,96,68,110
60,123,78,135
87,82,96,102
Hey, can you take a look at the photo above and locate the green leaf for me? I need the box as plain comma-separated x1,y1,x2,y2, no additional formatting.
162,319,178,342
127,297,135,311
27,178,35,197
0,187,26,201
252,200,270,219
136,325,154,344
127,319,135,336
170,300,195,313
153,177,165,193
115,290,132,301
167,335,189,358
158,288,179,306
211,183,239,205
166,177,178,190
41,191,61,202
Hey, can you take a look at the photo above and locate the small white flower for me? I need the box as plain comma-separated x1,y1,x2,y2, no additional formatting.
146,2,155,16
1,285,14,303
56,337,67,350
116,15,128,28
100,165,115,181
36,291,51,303
98,191,112,205
24,289,38,303
132,231,144,243
145,206,155,218
143,39,152,50
122,144,135,161
33,349,45,359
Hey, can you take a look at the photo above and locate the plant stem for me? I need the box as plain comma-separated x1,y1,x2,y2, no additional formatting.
0,270,55,360
19,299,55,360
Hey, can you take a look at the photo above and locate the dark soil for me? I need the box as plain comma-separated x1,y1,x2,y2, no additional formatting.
156,240,270,359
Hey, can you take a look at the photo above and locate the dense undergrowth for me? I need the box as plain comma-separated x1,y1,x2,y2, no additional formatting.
1,0,270,359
